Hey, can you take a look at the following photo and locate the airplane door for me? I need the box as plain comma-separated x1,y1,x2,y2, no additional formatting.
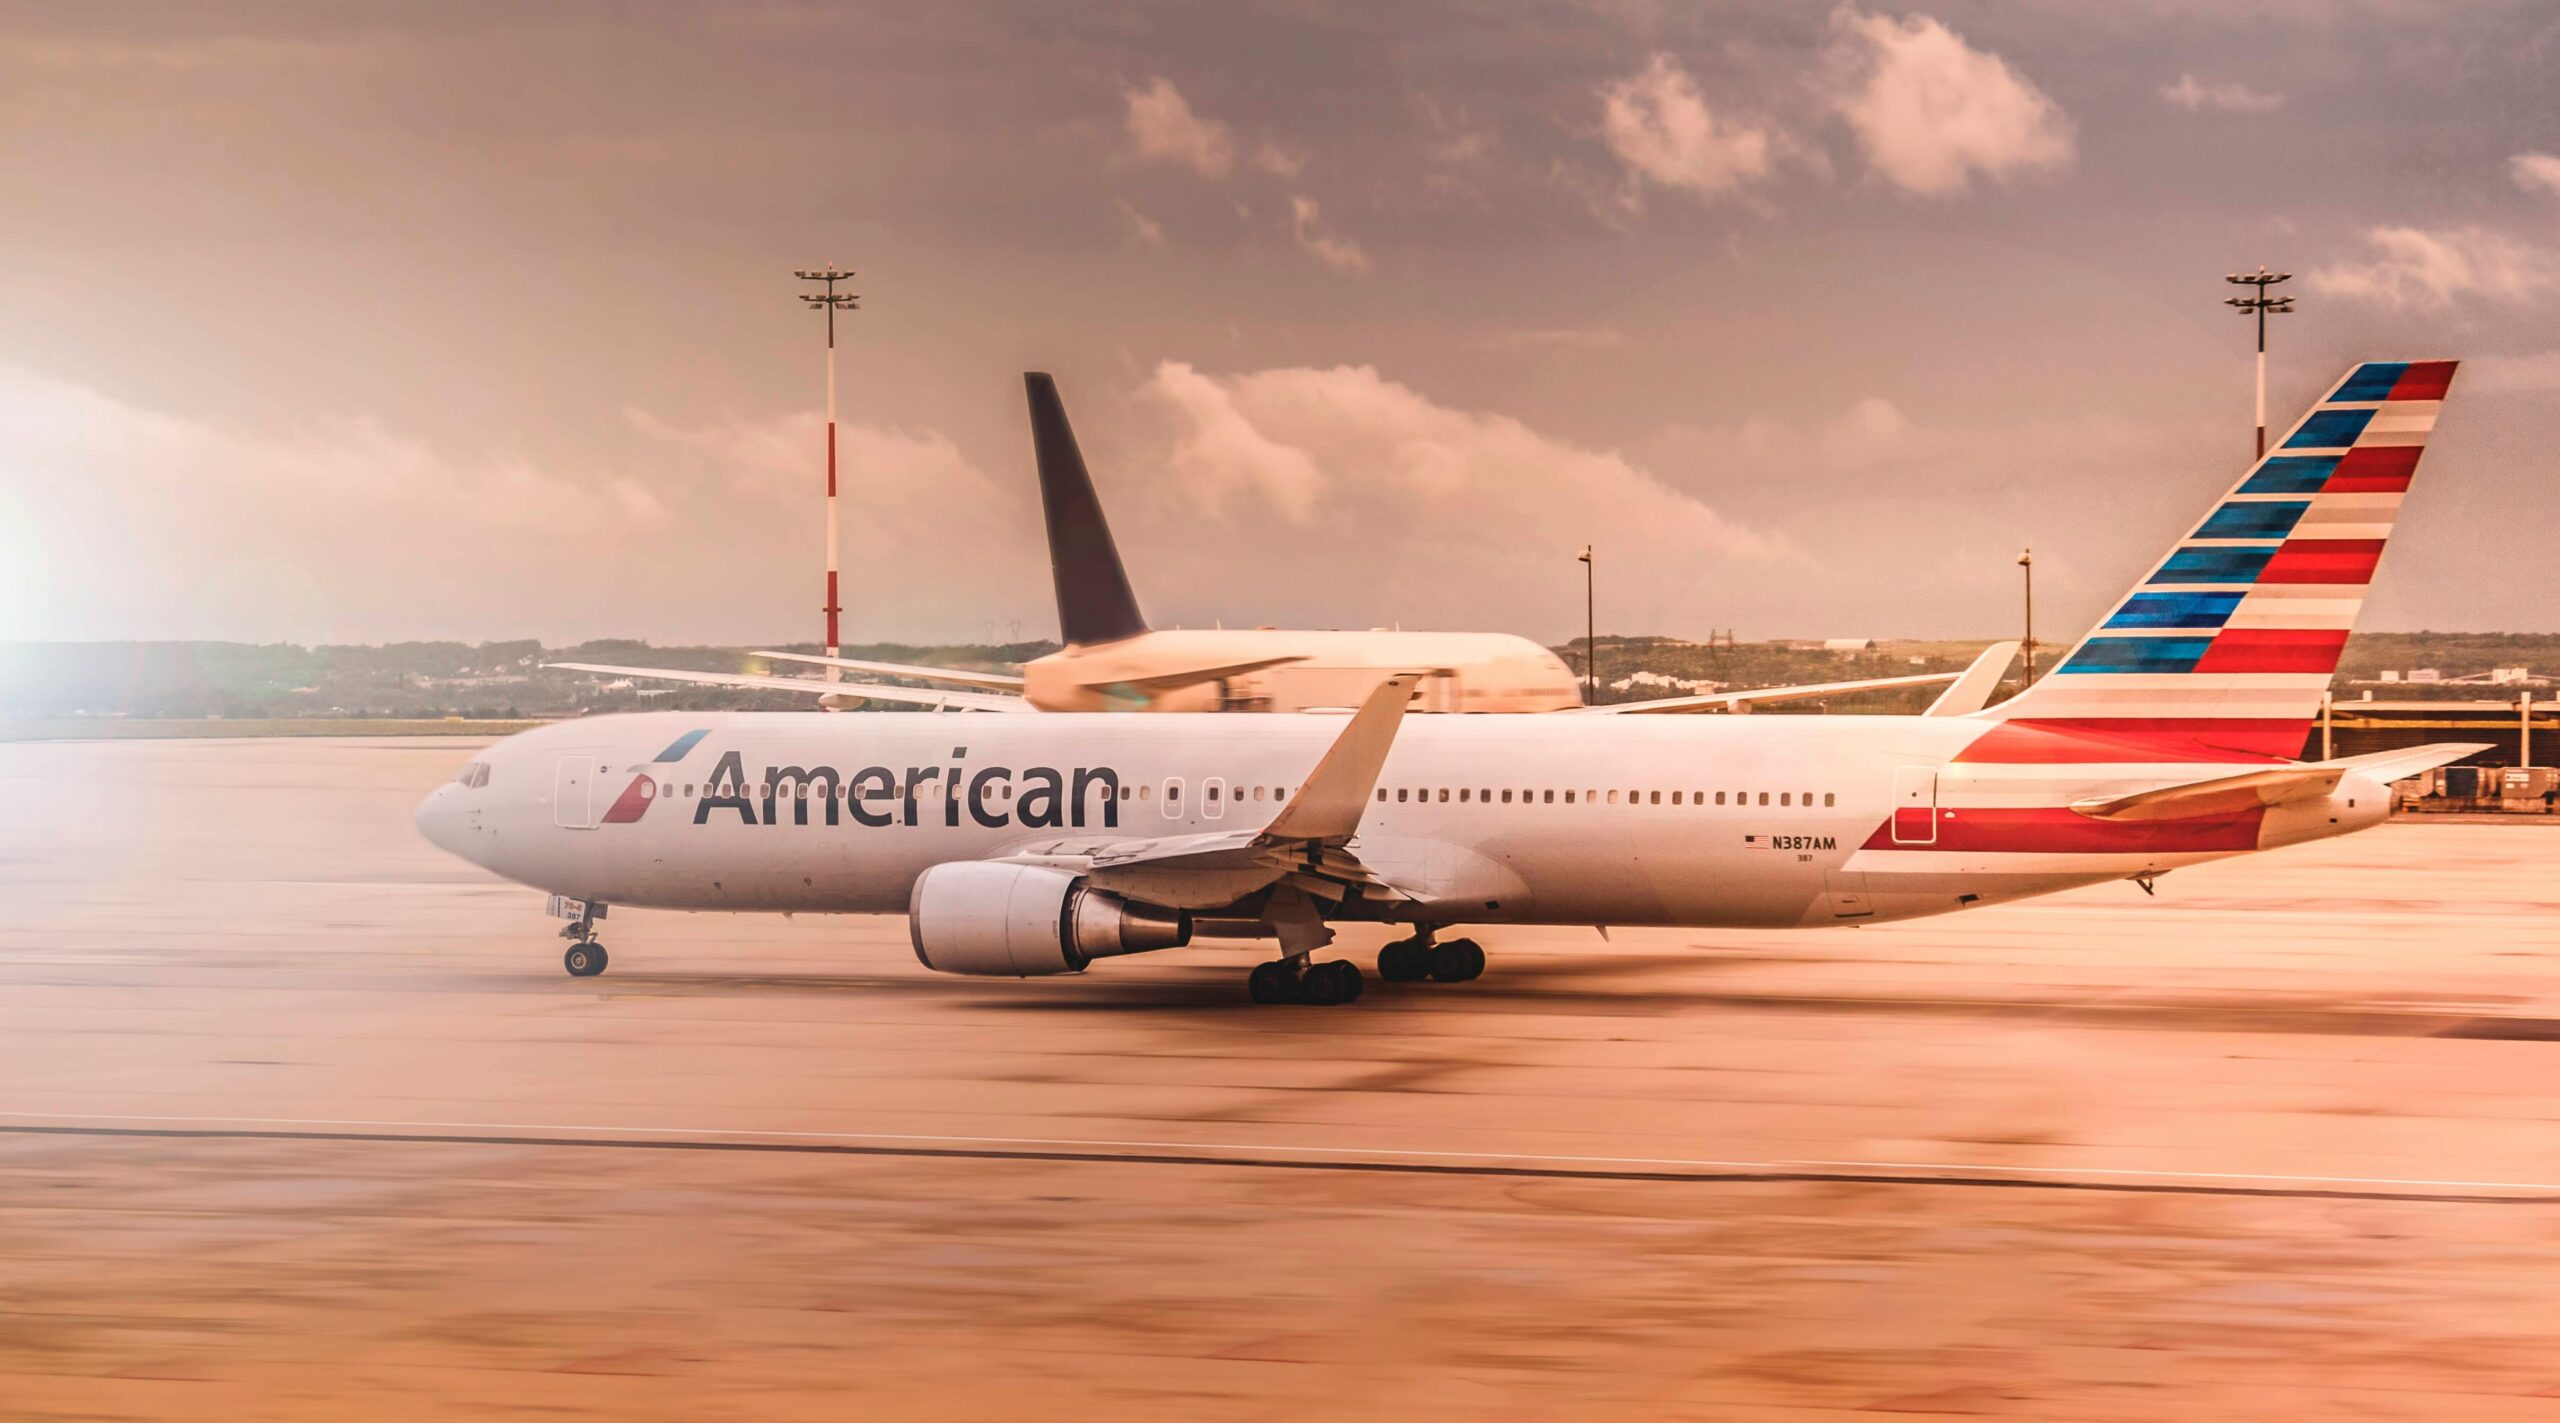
554,752,604,830
1890,766,1938,845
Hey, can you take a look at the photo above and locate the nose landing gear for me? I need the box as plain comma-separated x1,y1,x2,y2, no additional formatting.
555,899,610,978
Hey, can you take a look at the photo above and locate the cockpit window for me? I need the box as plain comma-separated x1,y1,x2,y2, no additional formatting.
454,763,491,789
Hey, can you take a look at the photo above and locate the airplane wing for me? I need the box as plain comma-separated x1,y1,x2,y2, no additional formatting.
751,651,1027,692
1923,641,2021,717
543,662,1033,713
2070,742,2488,822
1574,669,1964,715
995,672,1422,910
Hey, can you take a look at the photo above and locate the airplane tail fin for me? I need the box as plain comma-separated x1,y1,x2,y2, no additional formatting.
1025,372,1149,647
1976,360,2458,763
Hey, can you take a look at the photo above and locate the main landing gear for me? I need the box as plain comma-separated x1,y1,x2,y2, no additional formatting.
1376,931,1484,985
558,901,610,978
1248,957,1363,1006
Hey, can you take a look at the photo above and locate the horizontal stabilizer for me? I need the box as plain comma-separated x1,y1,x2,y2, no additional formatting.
544,662,1032,713
753,651,1026,692
2070,742,2487,822
1923,641,2020,717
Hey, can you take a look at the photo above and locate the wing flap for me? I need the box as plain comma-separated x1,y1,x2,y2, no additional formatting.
752,651,1026,692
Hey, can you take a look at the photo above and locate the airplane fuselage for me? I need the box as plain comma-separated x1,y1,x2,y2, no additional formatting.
416,709,2388,933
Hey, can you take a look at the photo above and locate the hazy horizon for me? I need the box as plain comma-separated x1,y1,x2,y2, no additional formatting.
5,2,2557,651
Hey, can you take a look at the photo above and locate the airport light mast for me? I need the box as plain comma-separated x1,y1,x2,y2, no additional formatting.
1578,545,1596,703
2017,547,2037,685
796,263,860,678
2225,266,2294,459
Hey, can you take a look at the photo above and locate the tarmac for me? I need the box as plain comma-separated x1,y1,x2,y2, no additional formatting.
5,735,2560,1420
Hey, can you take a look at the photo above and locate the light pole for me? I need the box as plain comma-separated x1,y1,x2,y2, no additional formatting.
2017,547,2037,685
1577,545,1596,703
2225,266,2294,460
796,263,860,678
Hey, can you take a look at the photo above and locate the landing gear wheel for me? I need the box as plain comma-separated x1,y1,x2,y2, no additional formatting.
1247,960,1302,1005
1299,960,1363,1006
1427,939,1484,983
1377,939,1431,983
564,941,608,978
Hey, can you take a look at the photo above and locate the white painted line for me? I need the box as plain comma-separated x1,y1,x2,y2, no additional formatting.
0,1108,2550,1194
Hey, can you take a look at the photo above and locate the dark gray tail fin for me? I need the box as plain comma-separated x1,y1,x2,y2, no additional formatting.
1025,372,1148,646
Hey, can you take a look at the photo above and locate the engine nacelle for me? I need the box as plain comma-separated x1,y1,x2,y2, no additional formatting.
907,861,1192,977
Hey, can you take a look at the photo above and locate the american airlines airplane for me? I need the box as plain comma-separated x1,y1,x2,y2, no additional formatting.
417,361,2477,1005
555,373,1970,716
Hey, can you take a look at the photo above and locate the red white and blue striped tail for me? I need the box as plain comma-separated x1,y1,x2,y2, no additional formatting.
1971,360,2457,765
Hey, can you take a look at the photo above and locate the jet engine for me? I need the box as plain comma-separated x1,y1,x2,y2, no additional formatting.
908,862,1192,977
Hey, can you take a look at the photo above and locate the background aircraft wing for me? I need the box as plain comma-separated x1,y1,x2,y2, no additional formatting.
1067,654,1307,697
753,650,1026,692
543,661,1032,712
1573,669,1964,714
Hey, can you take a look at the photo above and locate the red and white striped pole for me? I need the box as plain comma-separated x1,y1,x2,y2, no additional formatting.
796,265,859,679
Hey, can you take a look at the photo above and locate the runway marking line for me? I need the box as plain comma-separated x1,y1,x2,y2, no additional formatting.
0,1109,2551,1205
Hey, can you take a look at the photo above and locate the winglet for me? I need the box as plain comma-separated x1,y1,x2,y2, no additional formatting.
1026,373,1149,647
1260,673,1420,842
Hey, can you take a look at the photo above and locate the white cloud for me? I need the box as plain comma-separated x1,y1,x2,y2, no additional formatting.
0,367,668,642
1598,53,1773,200
1130,362,1771,631
1122,77,1234,178
1251,139,1307,179
2511,152,2560,196
2308,225,2560,308
2160,74,2283,113
1289,195,1371,274
1829,10,2074,196
1116,199,1169,250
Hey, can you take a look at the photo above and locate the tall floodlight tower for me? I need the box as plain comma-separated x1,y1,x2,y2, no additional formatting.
2224,266,2294,459
796,263,860,676
1577,545,1596,703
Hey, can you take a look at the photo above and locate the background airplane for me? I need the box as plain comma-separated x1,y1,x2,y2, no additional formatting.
561,373,1988,714
418,361,2473,1004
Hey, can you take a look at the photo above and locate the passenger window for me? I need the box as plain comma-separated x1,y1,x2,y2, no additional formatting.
1459,789,1471,803
1824,793,1835,807
1670,791,1682,805
1800,790,1811,805
1438,788,1450,803
1607,790,1620,805
1649,790,1661,805
1397,788,1409,803
1139,784,1151,801
1501,789,1513,804
1565,790,1576,804
1208,783,1221,802
1376,789,1387,803
1480,788,1491,802
1254,785,1266,802
1780,792,1790,807
1715,791,1726,805
1758,792,1769,806
1542,790,1554,804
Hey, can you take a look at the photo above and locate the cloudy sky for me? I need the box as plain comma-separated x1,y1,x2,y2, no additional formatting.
3,1,2557,648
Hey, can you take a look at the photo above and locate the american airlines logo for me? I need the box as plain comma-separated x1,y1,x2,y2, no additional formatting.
668,748,1123,831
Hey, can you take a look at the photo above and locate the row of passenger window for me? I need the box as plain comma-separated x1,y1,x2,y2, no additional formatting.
1379,787,1835,808
665,780,1835,810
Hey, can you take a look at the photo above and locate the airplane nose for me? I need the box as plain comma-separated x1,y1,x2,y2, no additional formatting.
414,783,466,857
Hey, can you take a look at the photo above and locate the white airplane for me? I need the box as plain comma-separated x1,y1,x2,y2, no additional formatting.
553,373,1979,715
417,360,2477,1005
